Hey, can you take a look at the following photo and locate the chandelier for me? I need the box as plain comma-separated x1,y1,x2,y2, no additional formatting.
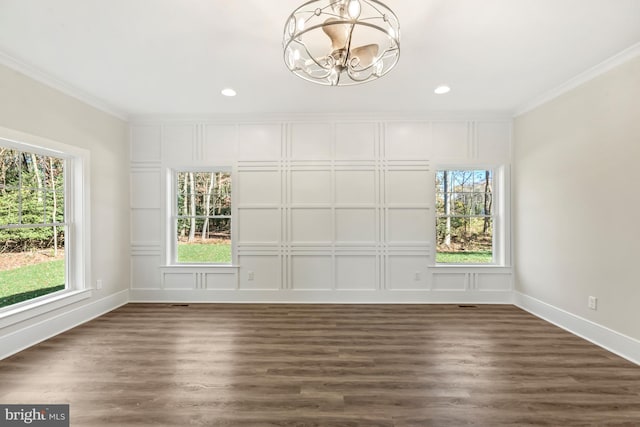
283,0,400,86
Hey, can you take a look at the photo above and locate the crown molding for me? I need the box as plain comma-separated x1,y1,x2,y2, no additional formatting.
0,50,129,122
514,41,640,117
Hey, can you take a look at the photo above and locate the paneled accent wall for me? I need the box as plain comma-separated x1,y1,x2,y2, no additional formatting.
130,118,512,303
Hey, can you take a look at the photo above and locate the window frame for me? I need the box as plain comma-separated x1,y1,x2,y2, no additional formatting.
433,165,508,267
0,126,91,322
167,167,234,266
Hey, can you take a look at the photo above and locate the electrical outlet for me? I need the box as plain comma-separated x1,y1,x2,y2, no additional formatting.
248,271,254,281
588,296,597,310
414,272,421,281
96,279,103,290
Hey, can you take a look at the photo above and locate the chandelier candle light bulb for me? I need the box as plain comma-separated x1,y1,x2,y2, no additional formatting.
283,0,400,86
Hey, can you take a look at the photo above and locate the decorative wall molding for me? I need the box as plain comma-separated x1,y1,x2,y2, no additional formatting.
130,119,513,300
0,290,129,360
0,50,128,121
515,292,640,366
514,41,640,117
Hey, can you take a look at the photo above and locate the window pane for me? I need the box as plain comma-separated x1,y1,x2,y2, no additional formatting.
435,192,445,216
435,169,494,264
451,193,469,215
36,154,64,192
0,227,66,308
175,170,232,264
0,188,20,225
435,171,445,193
213,172,232,212
1,149,21,188
472,193,492,215
21,188,47,223
45,190,64,223
436,217,493,264
451,170,469,191
1,147,68,308
177,218,231,263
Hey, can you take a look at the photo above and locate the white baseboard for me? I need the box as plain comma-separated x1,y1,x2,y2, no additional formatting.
0,289,129,360
129,289,514,304
515,291,640,366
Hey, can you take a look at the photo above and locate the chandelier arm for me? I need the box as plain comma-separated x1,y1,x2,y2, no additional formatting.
343,23,357,68
298,40,332,71
346,44,399,81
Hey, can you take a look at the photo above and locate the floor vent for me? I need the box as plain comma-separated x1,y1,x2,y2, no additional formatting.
170,304,190,307
458,305,478,308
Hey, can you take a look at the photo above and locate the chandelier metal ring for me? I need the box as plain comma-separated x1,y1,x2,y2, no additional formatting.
283,0,400,86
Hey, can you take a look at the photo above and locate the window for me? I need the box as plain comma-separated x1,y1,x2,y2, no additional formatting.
174,171,232,264
435,169,494,264
0,147,66,308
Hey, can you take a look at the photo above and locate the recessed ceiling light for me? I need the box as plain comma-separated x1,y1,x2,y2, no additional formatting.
434,85,451,95
221,88,237,97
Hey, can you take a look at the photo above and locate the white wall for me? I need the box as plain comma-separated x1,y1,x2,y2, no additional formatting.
514,56,640,341
130,117,512,302
0,64,130,349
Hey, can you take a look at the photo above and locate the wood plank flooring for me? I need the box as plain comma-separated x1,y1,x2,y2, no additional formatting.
1,304,639,426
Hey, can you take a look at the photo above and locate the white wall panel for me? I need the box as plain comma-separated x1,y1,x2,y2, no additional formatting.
386,170,431,205
291,255,333,290
335,170,376,205
291,123,333,160
432,273,466,291
131,125,161,162
387,256,428,290
238,208,280,244
131,256,161,289
335,122,376,160
432,122,469,159
131,209,161,244
476,273,511,291
385,122,430,160
238,124,281,160
336,256,376,290
131,171,161,209
204,124,237,161
291,170,332,204
291,208,333,243
236,170,281,205
238,255,280,290
335,209,376,243
163,273,195,290
387,208,430,243
205,272,237,290
163,124,194,163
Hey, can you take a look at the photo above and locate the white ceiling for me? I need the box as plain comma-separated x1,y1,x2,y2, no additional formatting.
0,0,639,118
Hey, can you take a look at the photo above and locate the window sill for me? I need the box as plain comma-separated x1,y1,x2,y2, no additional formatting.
0,289,93,330
161,264,240,269
430,264,511,269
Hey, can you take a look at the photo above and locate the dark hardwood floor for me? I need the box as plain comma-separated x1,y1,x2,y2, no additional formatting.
1,304,639,426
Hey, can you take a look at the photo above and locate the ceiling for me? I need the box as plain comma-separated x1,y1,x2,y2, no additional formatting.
0,0,639,118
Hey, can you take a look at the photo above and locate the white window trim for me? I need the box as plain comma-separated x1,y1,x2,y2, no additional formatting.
165,167,236,267
0,126,91,327
432,164,510,268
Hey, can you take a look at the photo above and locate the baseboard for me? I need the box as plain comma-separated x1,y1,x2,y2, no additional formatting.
515,291,640,366
0,289,129,360
129,289,514,304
